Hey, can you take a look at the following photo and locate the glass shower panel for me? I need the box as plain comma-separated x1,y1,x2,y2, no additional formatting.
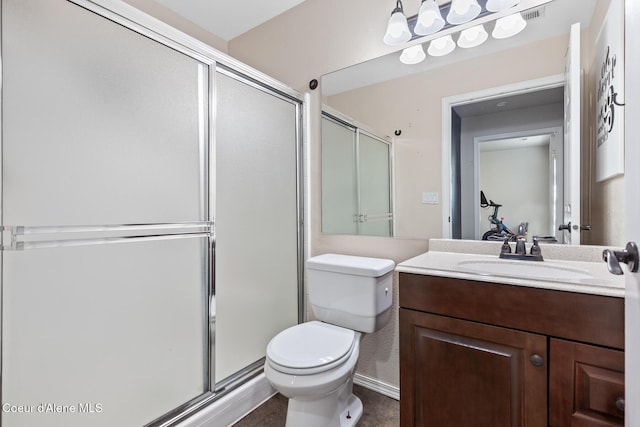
1,237,208,427
321,117,358,234
2,0,206,226
214,71,300,382
2,1,212,426
359,133,392,237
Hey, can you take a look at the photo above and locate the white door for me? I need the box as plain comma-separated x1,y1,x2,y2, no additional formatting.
563,22,582,245
624,0,640,423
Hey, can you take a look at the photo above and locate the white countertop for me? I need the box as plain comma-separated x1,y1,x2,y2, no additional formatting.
396,243,625,298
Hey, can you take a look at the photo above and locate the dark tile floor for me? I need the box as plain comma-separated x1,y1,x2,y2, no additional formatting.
233,384,399,426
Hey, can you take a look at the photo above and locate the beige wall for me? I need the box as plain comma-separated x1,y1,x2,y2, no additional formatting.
581,0,625,246
228,0,414,91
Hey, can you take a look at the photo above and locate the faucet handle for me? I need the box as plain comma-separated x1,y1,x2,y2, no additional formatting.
530,239,542,256
500,237,511,254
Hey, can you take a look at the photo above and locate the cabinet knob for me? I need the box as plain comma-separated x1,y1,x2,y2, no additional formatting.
615,397,625,412
530,354,544,367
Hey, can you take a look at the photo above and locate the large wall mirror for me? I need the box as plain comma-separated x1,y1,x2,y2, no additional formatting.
320,0,623,246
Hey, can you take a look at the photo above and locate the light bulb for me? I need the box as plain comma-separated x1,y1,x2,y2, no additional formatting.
492,13,527,39
415,0,445,36
453,0,471,15
400,44,426,65
457,24,488,48
486,0,520,12
420,13,436,28
428,35,456,56
383,6,412,46
390,12,406,37
447,0,481,25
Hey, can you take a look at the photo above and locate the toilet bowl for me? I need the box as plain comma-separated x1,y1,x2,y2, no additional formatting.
264,254,395,427
265,321,363,427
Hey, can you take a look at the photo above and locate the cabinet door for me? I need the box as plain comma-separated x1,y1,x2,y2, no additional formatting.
550,339,625,426
400,309,547,427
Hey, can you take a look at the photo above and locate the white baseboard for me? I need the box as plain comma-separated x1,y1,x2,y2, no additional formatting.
176,373,276,427
176,372,398,427
353,373,400,401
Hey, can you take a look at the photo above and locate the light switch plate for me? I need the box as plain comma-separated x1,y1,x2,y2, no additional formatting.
422,192,439,204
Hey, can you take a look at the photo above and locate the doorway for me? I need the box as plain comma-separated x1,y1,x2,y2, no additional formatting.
441,75,566,241
474,128,563,241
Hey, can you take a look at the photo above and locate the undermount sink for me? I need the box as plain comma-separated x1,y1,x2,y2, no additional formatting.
456,259,595,281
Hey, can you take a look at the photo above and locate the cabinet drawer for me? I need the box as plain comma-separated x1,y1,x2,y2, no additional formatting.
550,338,625,426
399,273,624,350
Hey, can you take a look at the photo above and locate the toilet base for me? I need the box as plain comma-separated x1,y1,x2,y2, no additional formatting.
284,378,362,427
339,394,363,427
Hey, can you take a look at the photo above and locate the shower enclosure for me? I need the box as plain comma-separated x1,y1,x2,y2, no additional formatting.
0,1,304,426
321,111,393,237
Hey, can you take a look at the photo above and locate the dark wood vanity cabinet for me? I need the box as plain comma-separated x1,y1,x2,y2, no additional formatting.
550,339,625,426
399,272,625,427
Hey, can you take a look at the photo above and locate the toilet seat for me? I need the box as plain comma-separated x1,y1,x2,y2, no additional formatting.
266,321,356,375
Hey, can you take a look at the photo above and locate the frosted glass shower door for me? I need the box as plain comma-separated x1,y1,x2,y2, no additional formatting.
2,237,208,427
358,132,393,237
214,70,301,382
321,114,393,236
321,116,358,234
1,1,211,426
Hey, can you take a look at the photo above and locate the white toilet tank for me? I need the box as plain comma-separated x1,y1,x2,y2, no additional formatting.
306,254,395,333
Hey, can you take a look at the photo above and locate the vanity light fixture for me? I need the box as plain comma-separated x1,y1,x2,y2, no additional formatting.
428,34,456,56
446,0,482,25
457,24,488,48
383,0,412,45
384,0,535,64
485,0,521,12
414,0,446,36
492,12,527,38
400,44,427,64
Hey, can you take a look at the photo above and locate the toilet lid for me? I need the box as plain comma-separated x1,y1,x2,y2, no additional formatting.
267,321,355,370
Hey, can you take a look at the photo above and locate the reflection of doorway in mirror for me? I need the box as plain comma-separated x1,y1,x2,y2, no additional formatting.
477,133,559,241
443,75,568,243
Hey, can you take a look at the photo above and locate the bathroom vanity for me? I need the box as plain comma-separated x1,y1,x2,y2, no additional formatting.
397,241,625,427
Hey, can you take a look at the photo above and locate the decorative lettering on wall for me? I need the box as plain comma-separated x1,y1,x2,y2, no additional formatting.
594,0,625,182
596,46,625,148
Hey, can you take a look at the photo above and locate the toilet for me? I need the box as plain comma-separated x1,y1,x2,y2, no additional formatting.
264,253,395,427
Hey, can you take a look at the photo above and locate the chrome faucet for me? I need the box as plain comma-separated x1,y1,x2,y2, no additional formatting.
517,222,528,237
499,237,543,261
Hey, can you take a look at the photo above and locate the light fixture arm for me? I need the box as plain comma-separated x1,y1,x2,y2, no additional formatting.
391,0,405,16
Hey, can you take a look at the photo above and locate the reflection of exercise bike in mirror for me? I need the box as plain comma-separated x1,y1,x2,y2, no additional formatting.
480,191,527,241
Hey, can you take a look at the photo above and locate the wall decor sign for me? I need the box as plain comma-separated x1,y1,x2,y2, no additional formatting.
595,0,625,182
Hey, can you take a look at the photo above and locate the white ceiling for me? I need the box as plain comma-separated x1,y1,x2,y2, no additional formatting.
153,0,307,41
453,86,565,117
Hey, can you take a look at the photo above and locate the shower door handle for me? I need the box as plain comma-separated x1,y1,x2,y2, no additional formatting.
208,233,216,390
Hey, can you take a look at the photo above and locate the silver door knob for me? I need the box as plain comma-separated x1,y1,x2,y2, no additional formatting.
603,242,639,275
